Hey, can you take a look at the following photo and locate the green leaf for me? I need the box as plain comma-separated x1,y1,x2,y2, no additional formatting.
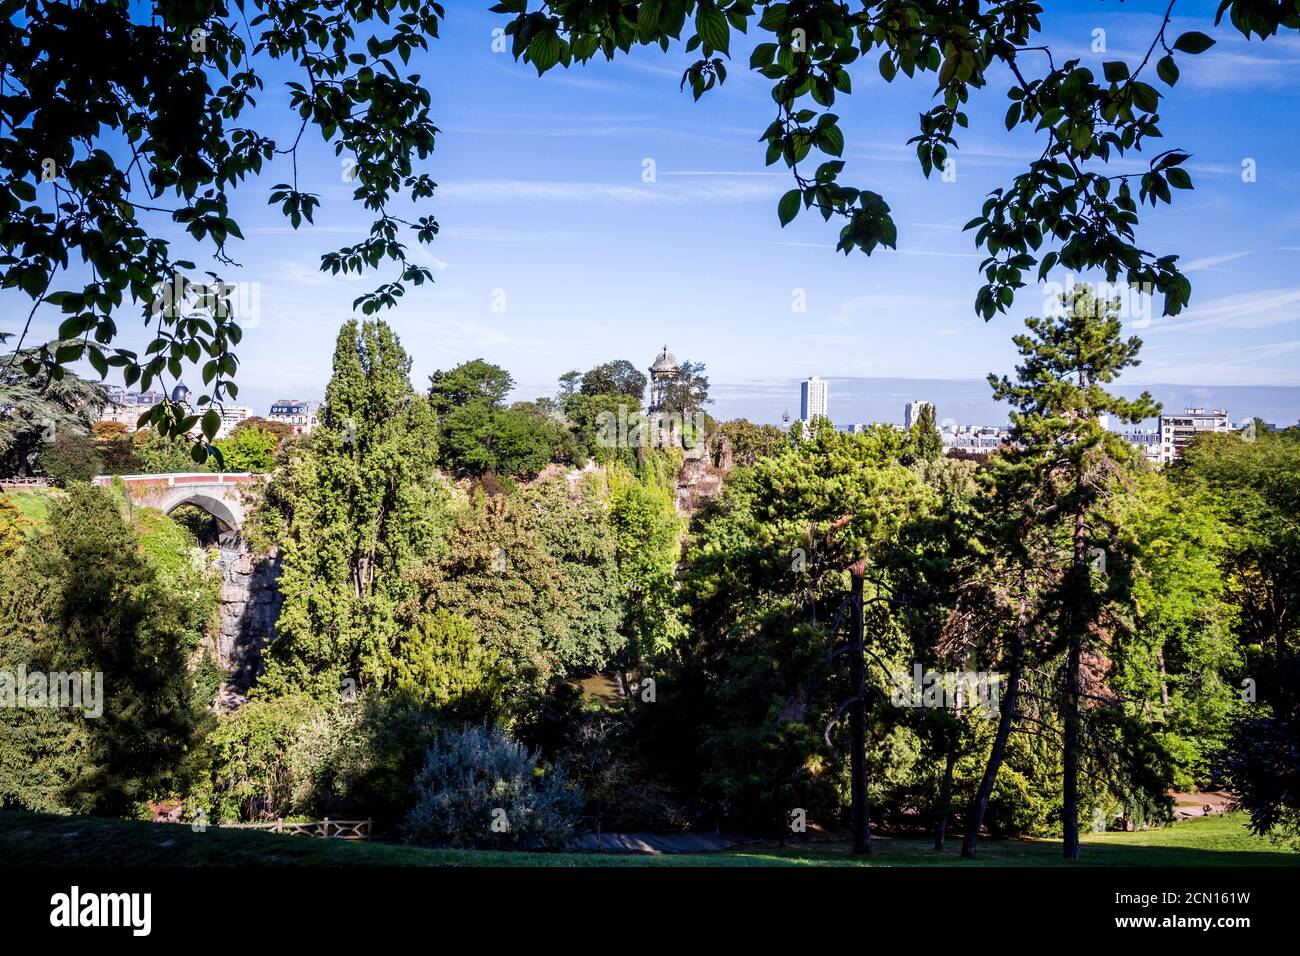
696,4,730,55
778,189,801,226
1131,82,1160,113
527,32,564,74
1156,54,1180,86
1102,61,1129,82
1172,31,1215,54
749,42,777,69
817,124,844,157
57,315,86,340
202,409,221,440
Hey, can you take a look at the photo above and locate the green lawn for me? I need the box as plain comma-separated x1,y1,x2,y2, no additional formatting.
1,810,1294,867
2,487,63,524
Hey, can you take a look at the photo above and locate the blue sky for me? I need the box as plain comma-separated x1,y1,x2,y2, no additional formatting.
9,0,1300,426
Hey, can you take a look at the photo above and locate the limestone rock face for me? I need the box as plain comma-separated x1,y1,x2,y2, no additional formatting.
212,548,283,692
674,435,729,515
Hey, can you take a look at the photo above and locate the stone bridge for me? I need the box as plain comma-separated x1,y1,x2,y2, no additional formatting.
94,471,277,699
92,472,264,532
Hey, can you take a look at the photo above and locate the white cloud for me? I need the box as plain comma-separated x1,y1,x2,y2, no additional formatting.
1148,287,1300,333
439,226,586,244
1133,340,1300,385
436,177,781,207
1182,251,1249,272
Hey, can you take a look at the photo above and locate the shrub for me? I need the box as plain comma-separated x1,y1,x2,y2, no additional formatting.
289,696,442,827
201,693,322,822
193,692,443,828
392,610,500,719
404,724,582,850
36,432,99,485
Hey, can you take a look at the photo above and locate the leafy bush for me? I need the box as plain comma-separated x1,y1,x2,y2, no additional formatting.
194,693,443,827
392,610,500,719
404,724,582,850
290,696,442,827
214,423,281,472
200,693,322,822
36,432,99,485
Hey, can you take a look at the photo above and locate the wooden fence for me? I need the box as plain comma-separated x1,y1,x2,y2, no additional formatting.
220,818,372,841
0,477,50,489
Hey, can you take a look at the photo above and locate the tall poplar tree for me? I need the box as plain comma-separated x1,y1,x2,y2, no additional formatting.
907,404,943,463
260,319,443,697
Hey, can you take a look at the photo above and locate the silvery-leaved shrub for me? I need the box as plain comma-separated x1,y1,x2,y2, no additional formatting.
403,723,582,850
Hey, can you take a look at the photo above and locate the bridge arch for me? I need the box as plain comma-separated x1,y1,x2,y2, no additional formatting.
93,473,262,534
166,493,241,533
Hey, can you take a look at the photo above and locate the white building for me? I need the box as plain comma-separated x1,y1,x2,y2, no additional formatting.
268,399,318,435
942,424,1011,456
1158,407,1230,465
214,405,253,439
800,376,828,423
904,400,934,433
96,388,165,431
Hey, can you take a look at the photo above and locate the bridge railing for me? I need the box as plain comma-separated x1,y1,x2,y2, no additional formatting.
93,472,260,487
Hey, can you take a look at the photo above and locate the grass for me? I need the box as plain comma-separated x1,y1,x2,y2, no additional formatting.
2,487,62,524
1,810,1295,867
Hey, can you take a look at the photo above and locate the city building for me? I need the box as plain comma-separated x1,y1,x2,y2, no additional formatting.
941,424,1012,457
904,400,934,433
214,405,252,439
268,399,318,435
1158,407,1230,464
96,387,165,431
845,422,903,435
1120,428,1161,463
800,376,828,423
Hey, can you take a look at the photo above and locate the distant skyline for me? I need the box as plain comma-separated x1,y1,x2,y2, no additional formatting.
194,367,1300,434
708,377,1300,430
5,2,1300,425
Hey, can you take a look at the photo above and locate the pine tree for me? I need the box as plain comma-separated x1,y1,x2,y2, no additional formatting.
988,283,1159,860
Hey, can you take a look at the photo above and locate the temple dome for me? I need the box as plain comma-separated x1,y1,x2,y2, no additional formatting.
650,346,679,372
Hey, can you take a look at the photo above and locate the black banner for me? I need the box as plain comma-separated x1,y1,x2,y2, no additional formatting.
2,865,1294,942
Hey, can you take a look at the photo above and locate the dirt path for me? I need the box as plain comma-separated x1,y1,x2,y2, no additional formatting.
1171,790,1235,821
568,832,759,854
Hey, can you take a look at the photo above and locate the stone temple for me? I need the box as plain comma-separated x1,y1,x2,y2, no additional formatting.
648,345,679,412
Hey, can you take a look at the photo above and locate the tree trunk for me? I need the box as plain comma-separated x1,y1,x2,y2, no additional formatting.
1062,630,1082,860
849,563,870,854
960,645,1021,858
1063,466,1088,862
934,745,957,851
1157,648,1170,710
